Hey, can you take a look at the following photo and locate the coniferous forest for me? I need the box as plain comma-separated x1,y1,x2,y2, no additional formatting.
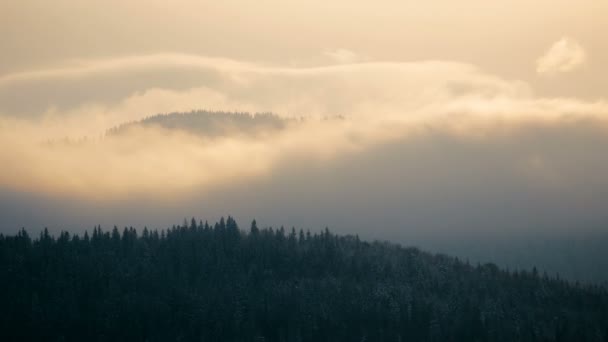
1,218,607,342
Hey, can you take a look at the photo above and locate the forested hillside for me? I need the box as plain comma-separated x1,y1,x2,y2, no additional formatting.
1,218,607,341
106,110,289,138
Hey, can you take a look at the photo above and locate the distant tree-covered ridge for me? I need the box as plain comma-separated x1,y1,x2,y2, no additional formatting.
106,110,290,138
1,218,607,341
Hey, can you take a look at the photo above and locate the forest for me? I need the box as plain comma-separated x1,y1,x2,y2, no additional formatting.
1,218,607,341
106,110,289,139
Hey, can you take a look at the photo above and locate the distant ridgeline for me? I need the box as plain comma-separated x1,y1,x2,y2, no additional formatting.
1,219,607,341
106,110,290,138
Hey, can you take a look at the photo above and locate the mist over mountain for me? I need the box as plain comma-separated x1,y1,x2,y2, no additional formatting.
107,110,289,139
3,2,608,340
1,110,607,285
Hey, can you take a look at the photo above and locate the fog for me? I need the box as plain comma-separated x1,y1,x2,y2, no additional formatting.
3,111,608,280
1,0,608,282
0,59,606,203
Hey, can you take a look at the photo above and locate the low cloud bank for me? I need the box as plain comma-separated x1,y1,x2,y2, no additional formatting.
0,54,606,201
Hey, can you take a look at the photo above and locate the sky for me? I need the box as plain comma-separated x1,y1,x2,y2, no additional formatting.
1,0,608,254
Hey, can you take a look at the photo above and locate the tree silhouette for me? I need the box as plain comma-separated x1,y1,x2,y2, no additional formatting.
0,218,606,341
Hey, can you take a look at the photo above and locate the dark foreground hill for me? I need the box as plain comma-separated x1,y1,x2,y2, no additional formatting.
1,218,607,341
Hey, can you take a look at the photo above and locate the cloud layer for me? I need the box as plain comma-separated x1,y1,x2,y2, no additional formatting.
0,54,607,202
536,37,587,75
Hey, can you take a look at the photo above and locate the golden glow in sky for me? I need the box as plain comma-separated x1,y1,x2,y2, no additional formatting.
0,0,607,199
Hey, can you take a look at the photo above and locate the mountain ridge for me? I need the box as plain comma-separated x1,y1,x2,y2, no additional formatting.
1,218,607,341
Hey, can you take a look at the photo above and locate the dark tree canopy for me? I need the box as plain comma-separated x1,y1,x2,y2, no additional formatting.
1,218,607,341
106,110,289,139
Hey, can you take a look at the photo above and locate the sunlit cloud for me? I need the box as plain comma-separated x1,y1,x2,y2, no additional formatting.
0,53,530,117
0,54,607,199
536,37,587,75
323,49,366,64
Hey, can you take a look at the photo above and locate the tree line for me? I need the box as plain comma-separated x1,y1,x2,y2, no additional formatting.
1,217,607,341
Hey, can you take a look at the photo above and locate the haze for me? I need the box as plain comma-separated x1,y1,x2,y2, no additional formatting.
1,0,608,282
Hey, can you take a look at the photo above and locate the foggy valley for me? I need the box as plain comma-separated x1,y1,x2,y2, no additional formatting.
2,1,608,340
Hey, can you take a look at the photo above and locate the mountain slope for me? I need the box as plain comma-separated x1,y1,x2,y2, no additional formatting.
107,110,289,138
1,218,607,341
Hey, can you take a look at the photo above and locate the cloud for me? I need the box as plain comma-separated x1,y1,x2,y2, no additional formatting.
0,53,530,117
0,54,607,200
323,49,365,64
536,37,587,75
0,54,253,86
